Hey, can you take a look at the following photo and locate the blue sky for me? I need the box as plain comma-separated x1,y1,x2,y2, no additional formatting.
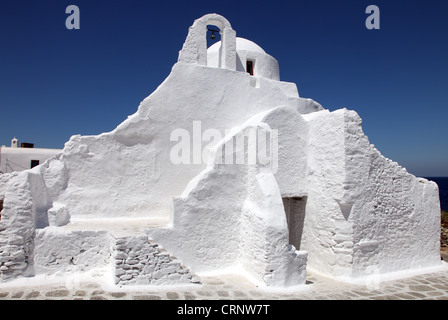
0,0,447,177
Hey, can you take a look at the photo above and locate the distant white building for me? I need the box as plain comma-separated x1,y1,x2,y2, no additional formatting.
0,138,61,173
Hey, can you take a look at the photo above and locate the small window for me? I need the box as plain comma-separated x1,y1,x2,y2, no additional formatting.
30,160,39,168
246,60,254,76
21,143,34,148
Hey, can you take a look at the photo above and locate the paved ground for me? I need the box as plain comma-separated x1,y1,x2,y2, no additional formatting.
1,264,448,300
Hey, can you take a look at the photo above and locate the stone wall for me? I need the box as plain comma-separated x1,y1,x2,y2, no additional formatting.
33,231,200,286
114,235,199,286
0,171,43,280
33,228,114,274
0,171,200,286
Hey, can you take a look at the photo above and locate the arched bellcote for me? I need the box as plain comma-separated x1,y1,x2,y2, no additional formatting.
178,14,236,71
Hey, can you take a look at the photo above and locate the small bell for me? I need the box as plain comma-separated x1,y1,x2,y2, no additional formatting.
210,31,216,40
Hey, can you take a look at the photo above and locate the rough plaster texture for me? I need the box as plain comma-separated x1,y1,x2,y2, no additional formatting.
300,109,441,279
0,168,50,280
0,13,442,286
33,228,114,274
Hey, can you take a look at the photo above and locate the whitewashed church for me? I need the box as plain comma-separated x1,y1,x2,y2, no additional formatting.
0,14,442,287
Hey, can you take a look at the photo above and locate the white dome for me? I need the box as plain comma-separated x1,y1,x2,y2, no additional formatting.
207,36,279,81
208,37,266,54
235,37,266,54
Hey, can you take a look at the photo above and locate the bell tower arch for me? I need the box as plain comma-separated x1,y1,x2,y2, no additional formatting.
178,13,236,71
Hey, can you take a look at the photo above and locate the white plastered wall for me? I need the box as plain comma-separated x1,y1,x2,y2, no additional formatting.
299,109,442,279
44,60,319,219
148,112,308,287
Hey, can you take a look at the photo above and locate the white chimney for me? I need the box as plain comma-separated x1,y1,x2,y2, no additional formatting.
11,137,18,148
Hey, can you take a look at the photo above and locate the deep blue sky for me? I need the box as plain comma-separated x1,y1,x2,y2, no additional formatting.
0,0,447,177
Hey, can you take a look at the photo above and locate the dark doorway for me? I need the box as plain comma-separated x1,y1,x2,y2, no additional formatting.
30,160,40,168
282,196,307,250
246,60,254,76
